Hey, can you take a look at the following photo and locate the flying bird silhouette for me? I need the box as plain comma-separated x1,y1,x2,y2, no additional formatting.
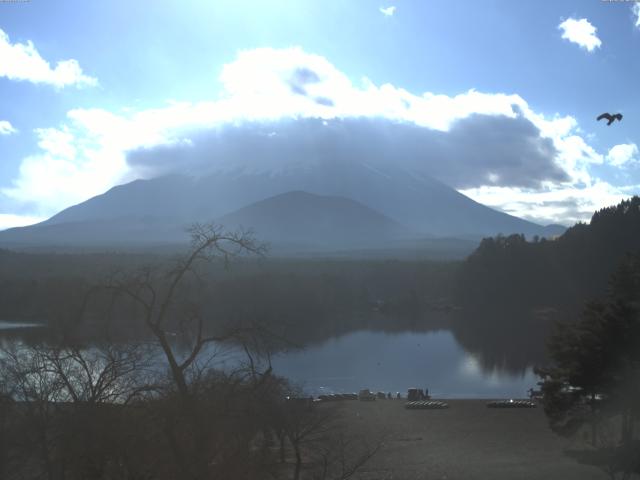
597,113,623,126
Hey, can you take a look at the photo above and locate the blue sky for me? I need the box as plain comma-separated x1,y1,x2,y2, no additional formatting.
1,0,639,228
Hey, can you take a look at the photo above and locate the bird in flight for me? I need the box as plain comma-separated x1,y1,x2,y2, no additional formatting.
597,113,623,125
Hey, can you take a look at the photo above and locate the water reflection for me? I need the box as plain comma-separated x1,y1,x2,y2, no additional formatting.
0,321,49,347
0,315,542,398
0,321,43,330
271,330,538,398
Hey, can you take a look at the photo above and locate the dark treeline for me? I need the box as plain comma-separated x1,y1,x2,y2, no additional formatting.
536,253,640,477
455,196,640,312
0,248,456,348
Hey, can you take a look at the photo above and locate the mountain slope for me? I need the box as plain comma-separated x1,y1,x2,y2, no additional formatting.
217,191,413,249
44,160,559,235
0,159,565,249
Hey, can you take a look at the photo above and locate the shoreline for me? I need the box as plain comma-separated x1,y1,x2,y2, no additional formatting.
329,399,608,480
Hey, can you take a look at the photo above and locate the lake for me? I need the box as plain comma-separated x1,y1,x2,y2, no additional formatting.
270,330,538,399
0,321,44,330
0,321,538,399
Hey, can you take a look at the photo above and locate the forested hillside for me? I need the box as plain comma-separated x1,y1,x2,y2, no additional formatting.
455,196,640,312
0,250,455,345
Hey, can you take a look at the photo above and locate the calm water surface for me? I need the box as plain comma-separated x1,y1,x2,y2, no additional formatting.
0,321,538,399
0,320,43,330
271,330,538,399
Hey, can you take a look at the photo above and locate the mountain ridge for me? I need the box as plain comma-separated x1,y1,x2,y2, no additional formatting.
0,161,566,251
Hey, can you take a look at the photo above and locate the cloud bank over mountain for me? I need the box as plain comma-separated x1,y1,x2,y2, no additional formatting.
127,115,567,191
0,47,633,225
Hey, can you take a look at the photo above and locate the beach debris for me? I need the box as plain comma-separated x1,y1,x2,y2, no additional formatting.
358,389,377,401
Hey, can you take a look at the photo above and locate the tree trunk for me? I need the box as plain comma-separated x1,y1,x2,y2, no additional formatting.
590,395,597,447
293,442,302,480
279,434,285,463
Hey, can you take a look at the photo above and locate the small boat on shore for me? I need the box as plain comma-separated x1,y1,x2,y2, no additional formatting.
486,399,536,408
317,393,358,402
405,401,449,410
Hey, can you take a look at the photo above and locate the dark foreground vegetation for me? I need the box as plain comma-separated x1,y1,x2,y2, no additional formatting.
535,253,640,478
0,225,383,480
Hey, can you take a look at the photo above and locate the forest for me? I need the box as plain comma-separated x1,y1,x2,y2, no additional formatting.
455,196,640,313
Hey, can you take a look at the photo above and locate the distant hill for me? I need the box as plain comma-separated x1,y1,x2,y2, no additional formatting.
0,158,565,251
0,190,413,252
217,191,413,250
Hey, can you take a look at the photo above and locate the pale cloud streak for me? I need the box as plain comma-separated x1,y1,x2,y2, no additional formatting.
0,28,97,88
379,6,396,16
558,18,602,52
0,120,17,135
460,181,629,226
633,4,640,28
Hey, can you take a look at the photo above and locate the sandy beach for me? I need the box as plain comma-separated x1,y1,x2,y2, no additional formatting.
330,399,608,480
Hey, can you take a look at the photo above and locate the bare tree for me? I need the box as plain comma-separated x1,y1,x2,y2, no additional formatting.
0,343,69,480
103,224,266,397
95,224,272,480
0,339,156,480
0,223,382,480
311,432,383,480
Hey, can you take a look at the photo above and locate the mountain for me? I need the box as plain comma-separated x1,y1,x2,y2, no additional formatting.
0,159,565,251
0,189,414,252
217,191,412,249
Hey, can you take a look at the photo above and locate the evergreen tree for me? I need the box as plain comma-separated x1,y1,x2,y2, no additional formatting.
536,254,640,476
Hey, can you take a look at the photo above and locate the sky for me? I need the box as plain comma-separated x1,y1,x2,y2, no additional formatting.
1,0,640,229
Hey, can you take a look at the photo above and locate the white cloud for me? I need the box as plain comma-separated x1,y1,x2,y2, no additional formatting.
558,18,602,52
2,119,130,214
633,4,640,28
0,28,97,88
0,120,17,135
0,213,44,231
460,181,630,226
606,143,639,167
380,6,396,16
1,46,633,227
